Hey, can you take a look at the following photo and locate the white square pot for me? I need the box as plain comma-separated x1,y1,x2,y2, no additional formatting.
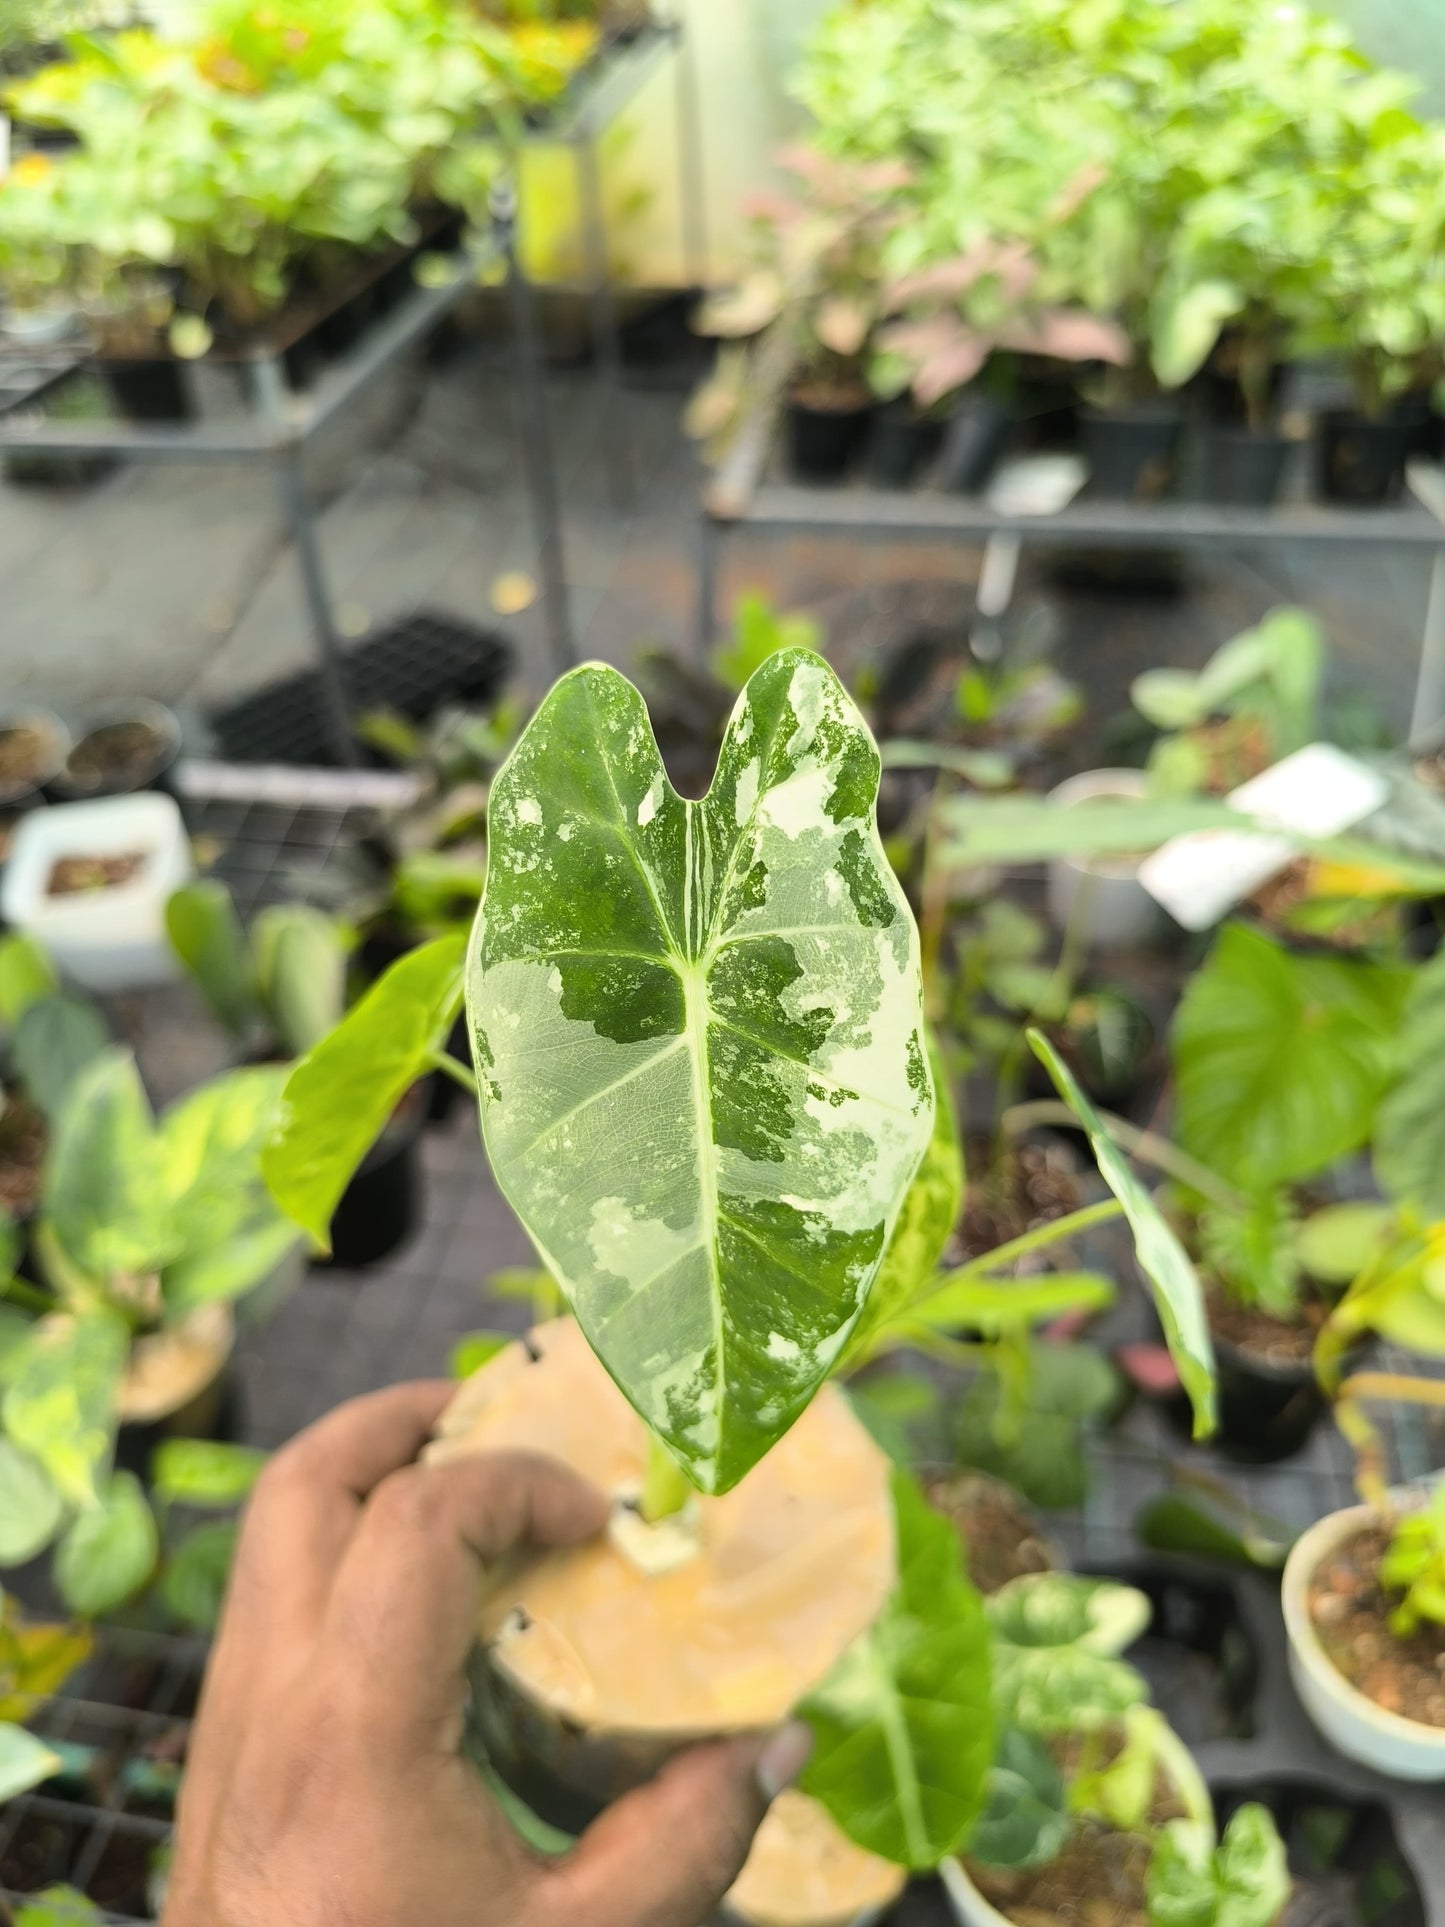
0,792,193,992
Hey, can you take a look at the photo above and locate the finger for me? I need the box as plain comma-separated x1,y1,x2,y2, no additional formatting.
321,1449,609,1742
542,1726,812,1927
230,1381,455,1641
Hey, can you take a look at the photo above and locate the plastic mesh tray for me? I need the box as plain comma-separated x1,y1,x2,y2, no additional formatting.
206,612,512,766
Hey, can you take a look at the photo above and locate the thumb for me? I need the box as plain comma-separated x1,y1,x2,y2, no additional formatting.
541,1723,814,1927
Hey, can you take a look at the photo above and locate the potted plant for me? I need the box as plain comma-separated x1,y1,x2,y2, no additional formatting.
0,1046,300,1622
691,146,911,482
165,880,422,1267
0,707,69,812
258,647,1217,1921
54,699,184,802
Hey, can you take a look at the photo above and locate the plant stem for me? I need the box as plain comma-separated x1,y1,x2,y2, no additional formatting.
427,1049,478,1096
640,1430,694,1524
1,1275,51,1314
1001,1101,1247,1213
1335,1372,1445,1508
944,1197,1125,1281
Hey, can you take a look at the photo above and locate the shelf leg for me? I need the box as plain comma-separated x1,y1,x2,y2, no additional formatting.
696,514,719,656
278,451,357,768
1409,548,1445,750
576,131,636,512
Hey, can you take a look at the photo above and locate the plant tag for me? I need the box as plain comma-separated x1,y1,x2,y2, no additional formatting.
1138,744,1388,931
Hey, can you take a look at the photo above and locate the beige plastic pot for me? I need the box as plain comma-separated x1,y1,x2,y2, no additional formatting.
1282,1498,1445,1782
1045,769,1166,949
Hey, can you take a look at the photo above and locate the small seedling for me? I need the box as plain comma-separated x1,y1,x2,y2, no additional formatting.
1379,1483,1445,1639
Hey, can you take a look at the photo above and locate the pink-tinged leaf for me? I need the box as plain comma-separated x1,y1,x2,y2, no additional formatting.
856,158,914,196
1116,1344,1182,1396
1047,161,1109,225
999,309,1131,365
693,272,784,338
888,243,1005,306
741,189,800,228
816,294,872,357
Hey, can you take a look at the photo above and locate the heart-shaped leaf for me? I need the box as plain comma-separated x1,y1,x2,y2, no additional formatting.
1174,924,1406,1193
3,1311,129,1510
55,1472,158,1617
1027,1031,1216,1438
12,997,110,1126
0,1440,64,1564
469,651,933,1493
798,1468,994,1869
42,1050,178,1285
967,1726,1070,1873
985,1573,1151,1736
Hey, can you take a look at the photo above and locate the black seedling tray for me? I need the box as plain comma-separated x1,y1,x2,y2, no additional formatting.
206,613,512,766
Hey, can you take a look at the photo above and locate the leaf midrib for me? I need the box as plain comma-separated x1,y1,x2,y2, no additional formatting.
861,1627,932,1867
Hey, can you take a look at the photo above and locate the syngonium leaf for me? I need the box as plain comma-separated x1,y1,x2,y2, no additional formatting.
163,1519,239,1632
264,936,466,1250
798,1468,993,1869
845,1039,963,1364
1174,924,1407,1193
985,1571,1151,1738
1027,1031,1216,1440
3,1311,129,1510
469,651,933,1494
1147,1805,1291,1927
1375,947,1445,1220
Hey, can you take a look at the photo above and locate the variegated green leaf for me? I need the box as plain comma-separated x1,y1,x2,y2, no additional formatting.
469,650,933,1493
3,1311,128,1510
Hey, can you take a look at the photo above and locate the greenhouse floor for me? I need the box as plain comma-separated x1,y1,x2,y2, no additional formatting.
3,326,1441,737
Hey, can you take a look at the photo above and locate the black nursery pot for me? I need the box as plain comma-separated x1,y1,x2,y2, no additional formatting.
114,1366,243,1482
784,390,872,482
55,698,183,801
937,391,1013,493
865,400,944,489
1081,402,1183,499
1197,423,1293,506
1166,1336,1332,1465
321,1088,426,1270
101,360,193,423
1314,409,1413,506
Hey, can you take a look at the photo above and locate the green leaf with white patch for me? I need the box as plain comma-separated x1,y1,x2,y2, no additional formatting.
3,1311,128,1510
469,651,933,1494
42,1050,177,1284
985,1573,1151,1736
263,936,466,1249
1147,1805,1291,1927
1027,1031,1216,1439
845,1040,963,1363
798,1469,993,1869
0,1723,61,1803
55,1472,158,1616
0,1440,65,1563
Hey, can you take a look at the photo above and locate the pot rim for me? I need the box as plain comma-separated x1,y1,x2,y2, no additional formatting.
0,707,73,799
63,697,183,786
1281,1494,1445,1752
1047,767,1153,882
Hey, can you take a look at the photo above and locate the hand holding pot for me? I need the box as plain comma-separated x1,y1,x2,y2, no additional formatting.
164,1382,809,1927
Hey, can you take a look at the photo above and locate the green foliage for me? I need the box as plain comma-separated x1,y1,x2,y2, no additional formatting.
1028,1031,1216,1439
0,1596,92,1721
162,1519,239,1631
448,1331,514,1378
263,934,466,1249
1294,1202,1395,1287
1375,947,1445,1219
0,1438,65,1563
1196,1191,1301,1321
12,1886,105,1927
150,1440,267,1509
985,1573,1152,1737
165,882,257,1041
55,1472,158,1617
0,934,57,1033
43,1052,176,1284
1133,610,1324,768
1146,1805,1291,1927
0,1723,61,1803
967,1726,1070,1872
798,1470,994,1869
712,594,823,696
167,884,347,1058
12,997,110,1124
1379,1484,1445,1638
937,795,1239,869
3,1310,128,1510
468,650,933,1496
955,1338,1119,1510
1173,924,1407,1194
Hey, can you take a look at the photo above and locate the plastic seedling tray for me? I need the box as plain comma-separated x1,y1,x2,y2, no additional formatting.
207,613,512,766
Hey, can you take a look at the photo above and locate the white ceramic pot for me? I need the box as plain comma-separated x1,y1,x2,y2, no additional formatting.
0,791,193,992
1282,1498,1445,1782
1045,768,1166,949
939,1857,1012,1927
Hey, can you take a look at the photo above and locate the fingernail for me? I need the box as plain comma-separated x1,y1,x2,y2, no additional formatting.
755,1720,814,1802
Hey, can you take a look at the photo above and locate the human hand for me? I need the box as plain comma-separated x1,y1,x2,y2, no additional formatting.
163,1382,811,1927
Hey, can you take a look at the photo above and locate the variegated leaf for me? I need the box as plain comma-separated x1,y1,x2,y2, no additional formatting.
468,649,933,1493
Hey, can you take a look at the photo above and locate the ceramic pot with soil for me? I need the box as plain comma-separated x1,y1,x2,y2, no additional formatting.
1313,410,1413,507
0,708,70,810
784,381,873,483
1195,423,1293,506
56,698,183,801
1080,403,1182,500
1283,1496,1445,1782
429,1319,907,1927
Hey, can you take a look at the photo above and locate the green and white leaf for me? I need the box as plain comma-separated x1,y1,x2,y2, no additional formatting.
845,1040,963,1363
966,1726,1070,1873
0,1440,65,1564
986,1573,1151,1737
798,1469,993,1869
1375,948,1445,1220
55,1472,157,1616
42,1050,177,1284
469,652,933,1493
3,1311,128,1510
1027,1031,1216,1438
1173,924,1406,1193
1147,1804,1291,1927
937,794,1238,868
264,935,466,1249
0,1723,61,1803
